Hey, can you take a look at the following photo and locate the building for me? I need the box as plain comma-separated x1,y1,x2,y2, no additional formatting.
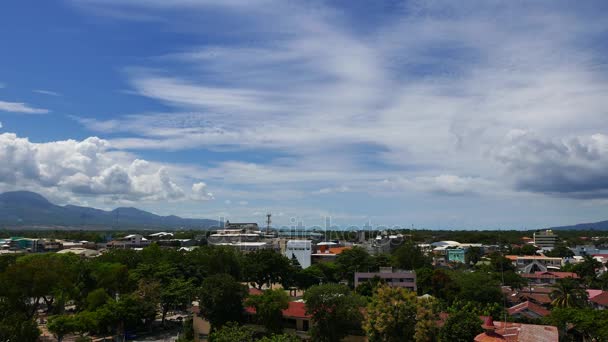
590,291,608,310
507,301,551,319
284,240,312,269
505,255,563,273
355,267,416,291
107,234,150,248
446,247,467,263
521,271,578,285
534,230,559,249
57,248,100,258
474,317,558,342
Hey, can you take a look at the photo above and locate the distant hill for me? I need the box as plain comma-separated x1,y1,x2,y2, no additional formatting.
0,191,218,229
551,219,608,231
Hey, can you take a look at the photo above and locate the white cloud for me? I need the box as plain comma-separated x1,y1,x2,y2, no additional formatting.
0,132,210,202
33,89,61,96
191,182,213,200
70,1,608,208
0,100,49,114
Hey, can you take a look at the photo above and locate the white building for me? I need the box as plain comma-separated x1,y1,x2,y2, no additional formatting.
285,240,312,269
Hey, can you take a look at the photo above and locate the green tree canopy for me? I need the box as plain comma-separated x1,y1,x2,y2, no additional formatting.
245,289,289,334
198,273,248,329
363,285,417,342
304,283,364,342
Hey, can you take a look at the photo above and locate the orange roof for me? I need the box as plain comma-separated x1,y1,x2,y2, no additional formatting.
329,247,350,254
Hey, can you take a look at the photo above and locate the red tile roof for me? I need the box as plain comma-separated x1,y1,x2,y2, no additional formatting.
590,291,608,306
508,301,551,318
246,301,311,319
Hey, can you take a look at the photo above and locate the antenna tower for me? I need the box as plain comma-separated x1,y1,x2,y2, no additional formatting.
266,213,272,234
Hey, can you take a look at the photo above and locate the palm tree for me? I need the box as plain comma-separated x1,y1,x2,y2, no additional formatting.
550,277,588,308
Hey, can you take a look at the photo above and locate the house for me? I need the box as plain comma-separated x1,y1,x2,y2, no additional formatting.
355,267,416,291
245,301,312,337
590,291,608,310
475,316,558,342
311,245,350,264
521,271,578,285
502,286,553,307
507,301,551,319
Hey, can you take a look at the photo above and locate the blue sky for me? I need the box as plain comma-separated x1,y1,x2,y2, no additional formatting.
1,0,608,229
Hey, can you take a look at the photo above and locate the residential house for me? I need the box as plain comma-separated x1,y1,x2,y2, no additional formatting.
107,234,150,248
475,317,558,342
507,301,551,319
505,255,563,273
590,291,608,310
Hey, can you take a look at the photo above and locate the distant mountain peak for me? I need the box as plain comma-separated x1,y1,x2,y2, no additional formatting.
0,190,218,229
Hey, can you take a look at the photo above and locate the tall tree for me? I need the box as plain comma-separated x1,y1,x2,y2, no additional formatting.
550,278,588,309
414,296,439,342
208,322,254,342
198,274,248,329
363,285,417,342
439,304,483,342
244,249,292,289
392,241,431,270
336,246,374,286
304,283,364,342
159,278,195,325
246,289,289,334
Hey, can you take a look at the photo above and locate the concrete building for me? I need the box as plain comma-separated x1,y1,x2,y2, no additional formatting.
284,240,312,269
355,267,416,291
446,248,467,263
107,234,150,248
534,230,559,249
506,255,563,272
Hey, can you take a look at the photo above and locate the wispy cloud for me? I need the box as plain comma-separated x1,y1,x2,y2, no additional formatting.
0,100,49,114
33,89,61,96
67,0,608,218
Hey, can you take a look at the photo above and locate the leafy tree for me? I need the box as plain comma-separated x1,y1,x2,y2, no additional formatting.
415,296,439,342
430,269,460,302
355,276,386,297
550,278,588,308
244,249,292,289
415,267,433,296
257,333,300,342
392,241,431,270
454,271,502,306
86,288,111,311
545,242,574,258
293,266,324,289
0,301,40,342
363,285,417,342
48,315,78,342
439,303,483,342
246,289,289,334
208,322,254,342
198,274,248,329
304,283,364,342
90,262,130,296
511,244,539,256
336,246,374,286
488,253,516,273
545,307,608,341
465,247,483,265
160,278,195,325
571,255,602,286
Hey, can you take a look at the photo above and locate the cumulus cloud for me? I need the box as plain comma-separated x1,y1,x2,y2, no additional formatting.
495,131,608,198
0,100,49,114
191,182,214,200
0,133,209,202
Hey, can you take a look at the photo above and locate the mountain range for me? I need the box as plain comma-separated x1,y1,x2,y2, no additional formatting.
0,191,218,229
550,220,608,231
